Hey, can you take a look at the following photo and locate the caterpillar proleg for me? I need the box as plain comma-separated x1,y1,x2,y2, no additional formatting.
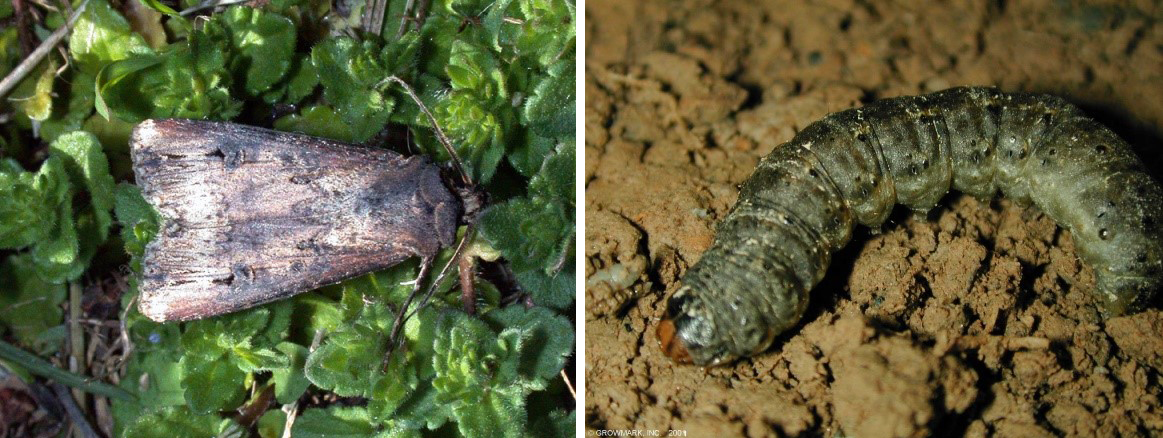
657,87,1163,366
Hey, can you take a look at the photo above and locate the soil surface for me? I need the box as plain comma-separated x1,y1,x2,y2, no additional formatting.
583,1,1163,436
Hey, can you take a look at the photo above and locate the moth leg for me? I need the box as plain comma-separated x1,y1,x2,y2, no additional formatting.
382,256,434,371
458,253,478,315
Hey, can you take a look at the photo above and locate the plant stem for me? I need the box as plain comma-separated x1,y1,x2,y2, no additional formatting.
0,340,135,401
0,0,90,101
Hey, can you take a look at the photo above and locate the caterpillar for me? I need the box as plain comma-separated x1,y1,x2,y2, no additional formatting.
656,86,1163,366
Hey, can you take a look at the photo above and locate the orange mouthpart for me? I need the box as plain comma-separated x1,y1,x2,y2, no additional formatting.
656,318,693,364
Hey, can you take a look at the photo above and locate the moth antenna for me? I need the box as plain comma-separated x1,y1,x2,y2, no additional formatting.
384,75,473,187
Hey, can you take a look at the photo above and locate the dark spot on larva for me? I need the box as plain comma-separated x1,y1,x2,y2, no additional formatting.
1096,144,1108,154
1048,148,1057,156
1041,112,1053,125
985,104,1002,118
860,187,870,197
291,175,311,184
1137,253,1149,263
1018,149,1027,159
291,261,305,272
212,274,235,286
857,133,868,142
1040,159,1047,166
205,149,226,159
1145,216,1155,227
807,51,823,65
1099,229,1111,240
908,165,918,175
809,169,819,178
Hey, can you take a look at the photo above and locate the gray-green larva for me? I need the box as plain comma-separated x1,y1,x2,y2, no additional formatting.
657,86,1163,366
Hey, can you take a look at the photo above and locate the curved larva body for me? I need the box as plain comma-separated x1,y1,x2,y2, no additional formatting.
657,87,1163,366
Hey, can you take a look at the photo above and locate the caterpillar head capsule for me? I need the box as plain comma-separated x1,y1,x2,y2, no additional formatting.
657,288,737,366
658,245,810,366
658,283,790,366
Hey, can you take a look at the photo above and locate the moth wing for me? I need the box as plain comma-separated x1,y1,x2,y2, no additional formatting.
132,119,460,321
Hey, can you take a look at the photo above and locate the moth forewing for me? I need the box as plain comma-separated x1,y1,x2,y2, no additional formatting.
131,119,461,322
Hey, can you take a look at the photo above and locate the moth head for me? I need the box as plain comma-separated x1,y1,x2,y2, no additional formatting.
456,184,488,224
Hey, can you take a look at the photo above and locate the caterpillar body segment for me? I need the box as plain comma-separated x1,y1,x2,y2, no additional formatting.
658,87,1163,366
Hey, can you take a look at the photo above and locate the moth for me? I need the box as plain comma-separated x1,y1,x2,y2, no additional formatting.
132,79,484,324
658,86,1163,366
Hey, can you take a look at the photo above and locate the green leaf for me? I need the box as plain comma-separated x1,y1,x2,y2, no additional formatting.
480,143,574,308
451,387,526,438
274,105,356,142
527,139,574,203
529,409,574,437
431,312,535,438
28,197,81,280
69,0,153,74
137,0,179,17
13,61,56,121
483,306,573,382
113,183,159,259
303,322,386,396
218,7,296,96
50,131,116,240
522,58,574,140
257,409,288,438
310,37,397,142
41,71,99,142
478,200,572,308
292,406,387,438
180,352,247,414
0,132,114,284
94,54,163,120
121,407,228,438
177,310,278,413
0,159,67,249
277,58,319,104
271,342,310,404
0,254,67,353
102,18,240,121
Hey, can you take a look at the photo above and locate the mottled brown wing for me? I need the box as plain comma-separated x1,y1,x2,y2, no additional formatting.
131,119,461,322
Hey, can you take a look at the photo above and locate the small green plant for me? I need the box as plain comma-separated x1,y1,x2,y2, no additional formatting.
0,0,575,435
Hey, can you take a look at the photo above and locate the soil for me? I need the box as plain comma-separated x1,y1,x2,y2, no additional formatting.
583,1,1163,436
